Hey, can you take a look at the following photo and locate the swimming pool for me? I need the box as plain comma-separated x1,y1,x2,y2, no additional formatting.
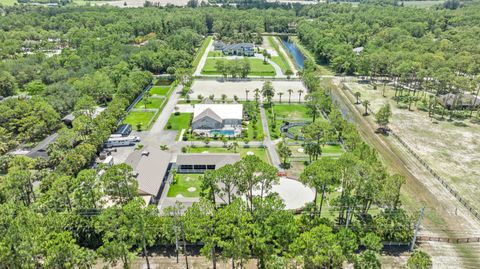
209,129,235,136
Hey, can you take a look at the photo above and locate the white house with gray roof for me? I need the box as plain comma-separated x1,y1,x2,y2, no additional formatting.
192,104,243,137
216,42,255,56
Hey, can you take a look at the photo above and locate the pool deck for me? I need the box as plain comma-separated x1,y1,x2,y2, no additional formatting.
193,127,241,138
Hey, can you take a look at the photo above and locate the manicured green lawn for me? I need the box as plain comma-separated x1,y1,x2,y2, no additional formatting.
267,36,291,73
123,111,155,129
322,144,344,155
134,97,164,109
271,56,290,73
165,113,192,130
246,117,264,141
188,147,270,164
273,104,310,120
208,51,224,57
167,174,202,198
149,86,170,96
201,58,275,76
192,36,212,69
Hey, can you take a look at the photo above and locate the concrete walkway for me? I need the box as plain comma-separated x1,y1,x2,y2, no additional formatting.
193,38,214,77
259,105,281,168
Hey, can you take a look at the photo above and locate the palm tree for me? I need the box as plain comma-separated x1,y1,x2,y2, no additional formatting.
363,100,370,115
221,94,227,103
142,92,151,109
245,89,250,101
354,92,361,104
285,69,293,79
298,89,304,103
254,88,260,104
278,92,284,103
232,141,239,153
288,89,293,104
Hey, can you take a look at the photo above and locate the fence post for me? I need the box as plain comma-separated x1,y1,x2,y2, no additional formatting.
410,207,425,251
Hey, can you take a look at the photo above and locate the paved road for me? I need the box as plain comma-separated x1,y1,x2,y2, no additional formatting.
193,38,213,76
259,105,281,168
143,85,183,146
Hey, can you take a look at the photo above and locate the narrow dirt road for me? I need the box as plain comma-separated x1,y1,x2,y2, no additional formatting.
328,77,480,268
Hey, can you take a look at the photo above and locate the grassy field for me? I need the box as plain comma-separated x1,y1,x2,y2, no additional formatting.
246,116,264,141
273,103,310,120
0,0,17,5
267,36,291,73
343,80,480,211
208,51,225,57
165,113,192,130
167,174,202,198
192,36,212,70
149,86,170,96
188,147,270,164
286,144,344,179
201,58,276,76
134,97,163,109
123,111,155,129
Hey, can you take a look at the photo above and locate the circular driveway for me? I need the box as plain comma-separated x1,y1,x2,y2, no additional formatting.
254,177,314,210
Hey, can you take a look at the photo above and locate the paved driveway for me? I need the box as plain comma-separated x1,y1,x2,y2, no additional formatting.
193,38,213,76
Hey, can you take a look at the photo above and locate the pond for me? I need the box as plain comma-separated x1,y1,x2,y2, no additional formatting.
280,36,305,70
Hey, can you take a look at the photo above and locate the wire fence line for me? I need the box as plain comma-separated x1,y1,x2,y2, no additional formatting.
340,81,480,223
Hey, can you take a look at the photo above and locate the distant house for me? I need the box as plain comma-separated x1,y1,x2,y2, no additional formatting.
192,104,243,132
213,41,226,50
437,93,480,110
175,153,241,173
125,146,172,204
222,43,255,56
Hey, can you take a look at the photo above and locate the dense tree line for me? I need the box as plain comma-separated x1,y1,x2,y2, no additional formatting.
298,3,480,117
0,3,438,268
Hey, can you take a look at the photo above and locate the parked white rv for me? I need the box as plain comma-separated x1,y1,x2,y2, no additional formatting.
104,136,140,148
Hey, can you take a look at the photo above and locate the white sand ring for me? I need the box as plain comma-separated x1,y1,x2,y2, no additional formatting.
297,147,304,153
202,151,209,153
176,194,184,198
187,187,196,192
246,151,254,155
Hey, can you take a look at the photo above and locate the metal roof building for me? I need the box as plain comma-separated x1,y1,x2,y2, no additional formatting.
175,153,241,173
125,146,172,203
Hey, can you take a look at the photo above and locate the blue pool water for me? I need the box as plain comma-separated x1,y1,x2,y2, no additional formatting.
280,36,305,70
209,129,235,136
